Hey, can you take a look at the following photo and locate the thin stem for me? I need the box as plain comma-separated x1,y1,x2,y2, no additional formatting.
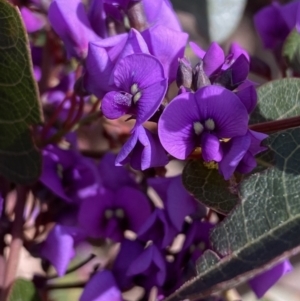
1,186,27,301
249,116,300,133
47,254,96,280
127,1,147,31
46,281,86,290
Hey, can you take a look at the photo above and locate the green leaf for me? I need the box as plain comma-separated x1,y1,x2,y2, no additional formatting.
282,29,300,74
8,278,41,301
171,0,246,43
182,160,240,215
0,0,43,184
164,127,300,301
251,78,300,124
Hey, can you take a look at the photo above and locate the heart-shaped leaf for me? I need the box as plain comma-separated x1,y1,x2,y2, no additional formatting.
8,278,41,301
0,0,43,184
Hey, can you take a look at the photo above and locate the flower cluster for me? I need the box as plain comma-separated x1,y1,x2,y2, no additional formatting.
13,0,294,300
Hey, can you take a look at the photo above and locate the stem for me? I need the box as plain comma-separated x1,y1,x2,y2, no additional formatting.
47,254,96,280
249,116,300,133
1,186,27,301
127,1,147,31
46,281,86,290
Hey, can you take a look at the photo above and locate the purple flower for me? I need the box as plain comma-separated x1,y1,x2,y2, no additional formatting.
80,270,123,301
115,125,169,170
83,29,147,98
141,24,188,83
158,85,249,161
48,0,100,58
137,208,177,248
147,176,204,231
254,1,300,50
248,260,293,298
219,130,268,180
40,225,85,276
101,53,167,127
78,186,151,241
20,7,45,33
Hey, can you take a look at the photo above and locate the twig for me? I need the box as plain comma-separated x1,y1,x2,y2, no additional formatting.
1,186,27,301
46,281,86,290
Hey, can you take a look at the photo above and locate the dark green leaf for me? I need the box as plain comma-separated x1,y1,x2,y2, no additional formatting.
182,160,240,215
251,78,300,124
0,0,43,184
8,278,41,301
171,0,246,43
164,127,300,301
282,29,300,74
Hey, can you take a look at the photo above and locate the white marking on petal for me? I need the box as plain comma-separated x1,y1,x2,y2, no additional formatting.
105,209,114,219
205,118,215,131
115,208,125,219
193,122,204,135
132,91,142,104
130,83,139,95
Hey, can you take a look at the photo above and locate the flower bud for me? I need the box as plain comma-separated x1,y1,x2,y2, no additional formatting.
176,58,193,89
192,60,211,90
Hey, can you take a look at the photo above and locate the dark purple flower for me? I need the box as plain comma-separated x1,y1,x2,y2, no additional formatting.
115,125,169,170
248,260,293,298
127,242,167,290
80,270,123,301
219,130,268,180
147,176,204,231
48,0,100,58
40,225,85,276
141,24,188,83
137,208,177,248
254,1,300,50
158,85,249,161
83,29,146,98
101,53,167,127
78,186,151,241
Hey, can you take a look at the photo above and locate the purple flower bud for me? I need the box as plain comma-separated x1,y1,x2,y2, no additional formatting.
192,60,211,90
176,58,193,89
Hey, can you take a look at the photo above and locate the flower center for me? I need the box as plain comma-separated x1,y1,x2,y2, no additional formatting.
205,118,215,131
193,122,204,135
130,83,142,104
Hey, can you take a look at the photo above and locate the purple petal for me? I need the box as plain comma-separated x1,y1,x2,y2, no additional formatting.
98,153,136,190
112,239,144,290
113,53,166,91
80,270,123,301
235,151,257,174
165,176,198,231
88,0,107,38
127,244,166,286
203,42,225,76
137,209,177,248
219,133,251,180
143,0,182,32
158,92,200,159
190,41,206,59
230,54,249,85
236,84,257,114
115,186,152,233
78,189,115,238
254,3,290,49
117,126,168,170
40,225,85,276
21,7,44,33
248,130,268,155
48,0,99,58
280,1,300,31
248,260,293,299
229,42,250,62
135,78,167,126
84,34,127,97
195,86,249,138
142,25,188,82
101,91,132,119
201,133,223,162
